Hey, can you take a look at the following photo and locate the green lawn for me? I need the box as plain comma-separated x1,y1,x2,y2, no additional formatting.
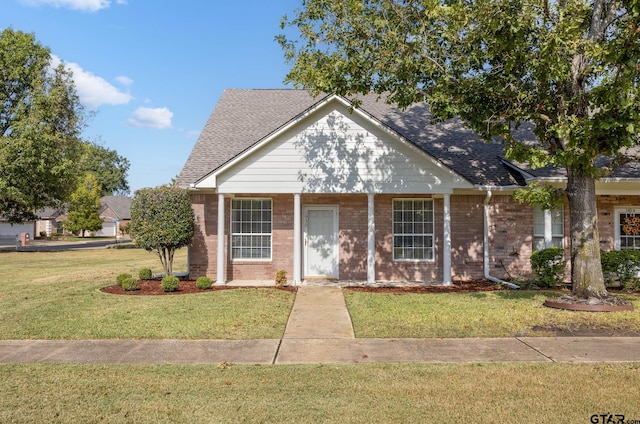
2,248,640,339
0,249,294,339
344,289,640,338
2,249,640,422
1,362,639,423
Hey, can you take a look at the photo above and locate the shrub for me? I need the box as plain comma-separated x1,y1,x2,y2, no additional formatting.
530,247,565,288
196,276,212,290
116,273,133,287
161,276,180,292
121,277,139,291
39,231,47,238
275,270,287,287
138,268,153,280
601,250,640,290
130,186,194,277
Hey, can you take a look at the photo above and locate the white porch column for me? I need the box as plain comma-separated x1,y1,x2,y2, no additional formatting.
442,193,452,285
293,193,301,285
216,193,226,286
367,193,376,285
543,209,553,248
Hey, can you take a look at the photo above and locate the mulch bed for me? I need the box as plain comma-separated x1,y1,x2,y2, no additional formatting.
101,278,639,297
101,280,297,295
101,279,504,296
346,279,508,294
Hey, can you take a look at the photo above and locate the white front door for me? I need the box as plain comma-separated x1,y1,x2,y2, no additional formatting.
304,206,338,278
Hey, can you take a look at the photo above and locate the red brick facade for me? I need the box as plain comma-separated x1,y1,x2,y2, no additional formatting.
189,193,640,284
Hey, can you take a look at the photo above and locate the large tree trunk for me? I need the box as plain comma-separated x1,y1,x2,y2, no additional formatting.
566,169,608,298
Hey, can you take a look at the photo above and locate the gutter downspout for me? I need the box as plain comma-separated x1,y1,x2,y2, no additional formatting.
484,191,520,289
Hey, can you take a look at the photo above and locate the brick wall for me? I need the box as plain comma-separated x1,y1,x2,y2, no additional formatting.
450,195,485,280
597,195,640,251
189,193,218,279
486,195,538,281
188,192,640,284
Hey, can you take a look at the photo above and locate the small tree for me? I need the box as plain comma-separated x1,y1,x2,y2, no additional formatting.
130,186,194,276
64,173,103,237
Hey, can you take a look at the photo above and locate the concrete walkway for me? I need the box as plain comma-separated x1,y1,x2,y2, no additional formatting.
283,286,355,339
1,287,640,365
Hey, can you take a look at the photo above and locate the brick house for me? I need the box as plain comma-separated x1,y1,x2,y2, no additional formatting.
177,89,640,285
95,196,132,238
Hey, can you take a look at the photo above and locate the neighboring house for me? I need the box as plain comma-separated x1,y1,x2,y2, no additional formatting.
177,89,640,286
35,207,66,237
33,197,131,238
95,196,132,237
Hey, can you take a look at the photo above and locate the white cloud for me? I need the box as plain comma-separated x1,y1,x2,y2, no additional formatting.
127,107,173,130
115,76,133,86
51,55,133,108
20,0,120,12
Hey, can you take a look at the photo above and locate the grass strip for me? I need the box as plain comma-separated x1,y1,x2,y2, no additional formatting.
1,362,639,423
344,290,640,338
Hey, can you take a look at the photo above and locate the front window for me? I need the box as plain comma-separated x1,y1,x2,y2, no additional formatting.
393,199,434,261
231,199,272,260
533,206,564,250
616,208,640,250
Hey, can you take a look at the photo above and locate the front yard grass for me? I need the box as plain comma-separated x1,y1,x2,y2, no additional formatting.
1,362,639,423
0,249,294,339
344,289,640,338
3,248,640,339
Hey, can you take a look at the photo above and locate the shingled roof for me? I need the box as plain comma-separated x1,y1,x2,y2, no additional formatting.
100,196,132,220
177,89,638,188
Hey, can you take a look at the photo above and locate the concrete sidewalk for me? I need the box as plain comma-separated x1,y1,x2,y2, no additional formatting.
1,286,639,365
1,337,640,365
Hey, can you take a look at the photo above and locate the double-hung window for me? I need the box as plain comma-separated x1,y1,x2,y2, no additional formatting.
615,207,640,250
533,206,564,250
393,199,434,261
231,199,272,260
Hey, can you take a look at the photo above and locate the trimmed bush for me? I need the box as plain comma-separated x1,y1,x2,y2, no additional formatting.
161,276,180,292
121,277,139,291
275,270,287,287
138,268,153,280
601,250,640,289
196,276,212,290
116,273,133,287
530,247,565,288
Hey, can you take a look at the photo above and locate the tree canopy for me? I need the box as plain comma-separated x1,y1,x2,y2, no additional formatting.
64,173,103,237
81,141,131,196
279,0,640,299
0,28,85,223
130,186,194,276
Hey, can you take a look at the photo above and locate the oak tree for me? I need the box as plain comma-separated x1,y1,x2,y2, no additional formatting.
0,28,85,223
80,141,131,196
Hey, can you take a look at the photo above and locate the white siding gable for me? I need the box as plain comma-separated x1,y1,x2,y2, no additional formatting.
213,103,471,194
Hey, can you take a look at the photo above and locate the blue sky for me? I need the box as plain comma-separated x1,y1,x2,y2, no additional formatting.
2,0,301,192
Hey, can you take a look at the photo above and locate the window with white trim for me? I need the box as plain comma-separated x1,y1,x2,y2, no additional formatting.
231,199,272,260
615,207,640,250
533,206,564,251
393,199,434,261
